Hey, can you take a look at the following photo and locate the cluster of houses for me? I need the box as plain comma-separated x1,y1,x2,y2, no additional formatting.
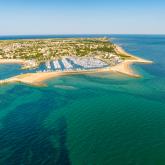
97,53,123,66
0,39,123,73
0,39,114,61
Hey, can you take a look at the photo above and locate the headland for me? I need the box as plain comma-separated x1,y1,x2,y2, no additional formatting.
0,38,152,86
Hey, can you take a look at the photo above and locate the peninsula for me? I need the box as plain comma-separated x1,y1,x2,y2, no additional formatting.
0,38,152,86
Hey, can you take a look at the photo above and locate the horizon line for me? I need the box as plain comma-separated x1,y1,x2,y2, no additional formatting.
0,33,165,36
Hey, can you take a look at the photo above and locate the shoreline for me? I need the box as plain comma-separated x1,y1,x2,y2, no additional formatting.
0,46,153,86
0,68,112,86
0,59,38,69
0,59,26,65
111,45,153,77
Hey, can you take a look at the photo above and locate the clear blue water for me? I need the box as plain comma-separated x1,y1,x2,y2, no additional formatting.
0,35,165,165
0,64,38,80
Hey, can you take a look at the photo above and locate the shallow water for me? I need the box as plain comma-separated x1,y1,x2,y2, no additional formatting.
0,35,165,165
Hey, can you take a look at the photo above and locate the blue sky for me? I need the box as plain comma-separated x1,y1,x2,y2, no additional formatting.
0,0,165,35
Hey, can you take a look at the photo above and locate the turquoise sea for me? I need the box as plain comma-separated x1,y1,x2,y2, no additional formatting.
0,35,165,165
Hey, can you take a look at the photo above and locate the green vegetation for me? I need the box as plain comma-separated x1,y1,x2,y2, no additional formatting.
0,38,128,68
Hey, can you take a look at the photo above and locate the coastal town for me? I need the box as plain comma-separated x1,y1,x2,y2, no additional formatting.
0,38,126,71
0,38,152,86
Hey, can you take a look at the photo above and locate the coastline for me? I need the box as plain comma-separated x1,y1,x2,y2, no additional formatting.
0,59,26,65
0,68,112,86
111,45,153,77
0,45,153,86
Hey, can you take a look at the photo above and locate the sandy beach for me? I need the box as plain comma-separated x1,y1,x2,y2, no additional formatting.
0,68,111,86
111,45,153,77
0,46,153,86
0,59,26,64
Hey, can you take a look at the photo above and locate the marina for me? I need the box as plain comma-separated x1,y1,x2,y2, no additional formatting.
36,57,110,73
